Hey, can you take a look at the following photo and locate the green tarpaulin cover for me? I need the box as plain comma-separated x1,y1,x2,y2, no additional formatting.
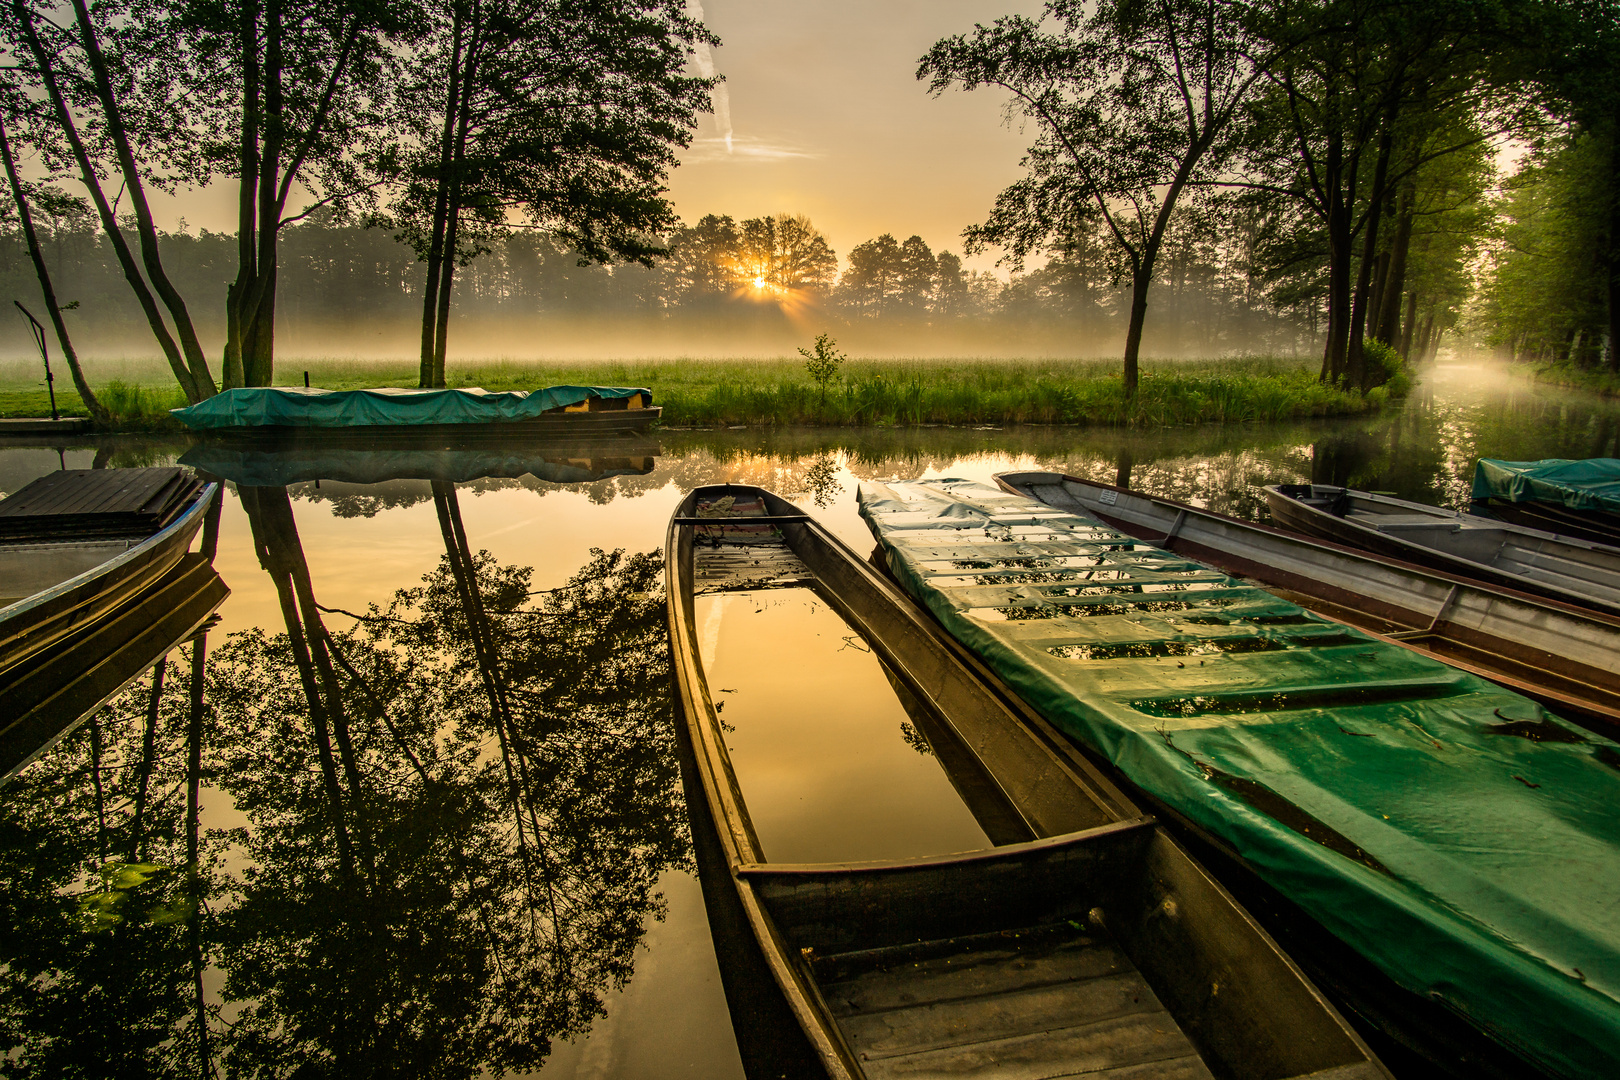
1473,458,1620,513
170,385,650,431
859,477,1620,1079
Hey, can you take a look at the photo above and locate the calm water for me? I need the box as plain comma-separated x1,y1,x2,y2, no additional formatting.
1,359,1616,1078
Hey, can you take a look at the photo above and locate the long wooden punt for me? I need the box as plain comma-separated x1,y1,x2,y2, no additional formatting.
0,471,215,675
666,483,1389,1080
197,407,663,446
997,470,1620,738
866,477,1620,1080
0,553,228,780
1265,483,1620,618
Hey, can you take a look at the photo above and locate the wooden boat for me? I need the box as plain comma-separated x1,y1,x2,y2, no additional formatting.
0,469,215,674
1265,482,1620,618
171,385,660,444
998,470,1620,738
666,484,1389,1080
0,552,228,780
865,477,1620,1080
1472,457,1620,546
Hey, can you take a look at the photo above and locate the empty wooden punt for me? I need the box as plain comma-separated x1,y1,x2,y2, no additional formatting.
0,470,215,675
1266,483,1620,618
666,483,1388,1080
997,470,1620,739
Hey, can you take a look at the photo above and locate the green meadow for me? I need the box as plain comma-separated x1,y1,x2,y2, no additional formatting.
0,354,1393,431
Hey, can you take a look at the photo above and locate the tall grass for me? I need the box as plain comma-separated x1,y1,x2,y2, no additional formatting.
0,354,1389,429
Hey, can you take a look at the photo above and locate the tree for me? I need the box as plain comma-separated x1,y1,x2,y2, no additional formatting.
735,213,837,295
837,233,905,316
922,0,1276,398
2,0,403,398
400,0,717,388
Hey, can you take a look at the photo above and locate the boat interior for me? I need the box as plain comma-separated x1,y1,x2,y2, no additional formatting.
671,484,1386,1080
1275,482,1620,604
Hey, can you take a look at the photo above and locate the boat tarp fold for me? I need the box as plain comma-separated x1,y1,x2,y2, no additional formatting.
858,476,1620,1080
170,385,650,431
1473,457,1620,513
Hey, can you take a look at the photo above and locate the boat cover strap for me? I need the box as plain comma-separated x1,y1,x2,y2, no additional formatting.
1473,457,1620,512
858,477,1620,1079
170,385,650,430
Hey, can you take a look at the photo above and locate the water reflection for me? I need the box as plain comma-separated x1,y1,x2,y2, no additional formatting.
3,360,1620,1076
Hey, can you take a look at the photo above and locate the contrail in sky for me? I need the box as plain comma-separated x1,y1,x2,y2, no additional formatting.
688,0,732,153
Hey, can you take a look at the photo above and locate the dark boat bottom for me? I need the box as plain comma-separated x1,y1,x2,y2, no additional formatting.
812,922,1210,1079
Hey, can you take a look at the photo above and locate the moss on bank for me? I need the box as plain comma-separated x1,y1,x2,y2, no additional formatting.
0,355,1392,432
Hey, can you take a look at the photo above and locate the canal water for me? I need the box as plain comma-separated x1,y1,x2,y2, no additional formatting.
1,359,1616,1078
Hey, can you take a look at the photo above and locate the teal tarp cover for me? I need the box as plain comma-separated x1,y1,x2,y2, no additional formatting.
1473,457,1620,512
170,385,650,431
859,477,1620,1079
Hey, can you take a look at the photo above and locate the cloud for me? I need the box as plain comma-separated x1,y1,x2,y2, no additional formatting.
683,135,820,164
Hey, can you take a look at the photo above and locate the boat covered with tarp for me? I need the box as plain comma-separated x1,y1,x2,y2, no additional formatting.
171,385,659,441
178,439,658,487
858,476,1620,1080
1473,458,1620,545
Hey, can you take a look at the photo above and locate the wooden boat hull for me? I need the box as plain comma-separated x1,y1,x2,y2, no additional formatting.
667,484,1388,1080
0,482,217,675
191,407,662,445
999,471,1620,739
1266,483,1620,618
0,553,228,780
873,476,1620,1079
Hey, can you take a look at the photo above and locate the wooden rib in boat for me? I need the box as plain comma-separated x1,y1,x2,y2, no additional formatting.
666,483,1389,1080
1265,482,1620,618
997,470,1620,738
0,470,215,675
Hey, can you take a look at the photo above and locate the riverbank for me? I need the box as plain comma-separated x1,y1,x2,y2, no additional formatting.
0,355,1393,431
1524,358,1620,398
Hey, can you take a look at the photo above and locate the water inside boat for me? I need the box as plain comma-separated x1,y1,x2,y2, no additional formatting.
694,586,990,864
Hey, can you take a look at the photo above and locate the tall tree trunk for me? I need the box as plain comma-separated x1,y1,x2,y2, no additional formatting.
13,0,201,402
128,660,165,861
1399,290,1418,358
225,0,262,390
1607,122,1620,374
186,635,212,1074
0,115,108,425
419,6,466,388
1347,118,1396,390
1375,182,1415,348
69,0,216,399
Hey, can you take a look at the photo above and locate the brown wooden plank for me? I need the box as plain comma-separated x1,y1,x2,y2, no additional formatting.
820,931,1129,1016
837,969,1171,1059
857,1010,1212,1080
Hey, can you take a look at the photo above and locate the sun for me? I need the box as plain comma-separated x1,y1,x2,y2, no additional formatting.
752,275,767,291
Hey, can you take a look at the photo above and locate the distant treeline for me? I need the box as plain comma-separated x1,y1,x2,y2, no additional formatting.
0,206,1341,357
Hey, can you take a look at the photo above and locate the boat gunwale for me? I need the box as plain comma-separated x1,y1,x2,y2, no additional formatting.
995,470,1620,736
669,481,1388,1080
0,480,217,672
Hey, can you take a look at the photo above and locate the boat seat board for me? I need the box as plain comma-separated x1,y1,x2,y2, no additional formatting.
0,468,202,540
859,477,1620,1080
814,922,1215,1080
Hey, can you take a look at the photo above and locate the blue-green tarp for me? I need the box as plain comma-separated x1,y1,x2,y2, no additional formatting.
1473,458,1620,513
170,385,650,431
859,477,1620,1080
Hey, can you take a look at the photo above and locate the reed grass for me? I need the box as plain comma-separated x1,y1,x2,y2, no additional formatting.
0,354,1385,430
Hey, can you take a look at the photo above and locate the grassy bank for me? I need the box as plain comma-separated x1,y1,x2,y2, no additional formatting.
1525,359,1620,398
0,355,1390,430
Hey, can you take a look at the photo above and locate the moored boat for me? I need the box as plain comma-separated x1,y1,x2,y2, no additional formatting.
171,385,660,443
999,470,1620,737
865,476,1620,1080
1472,457,1620,545
1265,482,1620,618
667,484,1390,1080
0,468,216,674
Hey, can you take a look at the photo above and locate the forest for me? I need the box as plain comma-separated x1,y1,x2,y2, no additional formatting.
0,0,1616,415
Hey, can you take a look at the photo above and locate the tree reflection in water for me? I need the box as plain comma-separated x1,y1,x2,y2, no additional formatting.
0,484,684,1078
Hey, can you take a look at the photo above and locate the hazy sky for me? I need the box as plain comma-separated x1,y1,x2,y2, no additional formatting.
150,2,1044,274
670,1,1044,272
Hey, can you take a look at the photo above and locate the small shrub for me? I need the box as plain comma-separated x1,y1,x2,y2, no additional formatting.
1363,338,1407,393
798,333,846,407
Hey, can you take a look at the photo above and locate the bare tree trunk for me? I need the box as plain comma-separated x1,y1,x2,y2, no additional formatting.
69,0,217,399
1347,119,1396,389
1399,290,1418,358
13,0,201,402
1375,182,1415,348
186,635,212,1074
128,659,165,861
419,5,466,388
0,114,108,425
